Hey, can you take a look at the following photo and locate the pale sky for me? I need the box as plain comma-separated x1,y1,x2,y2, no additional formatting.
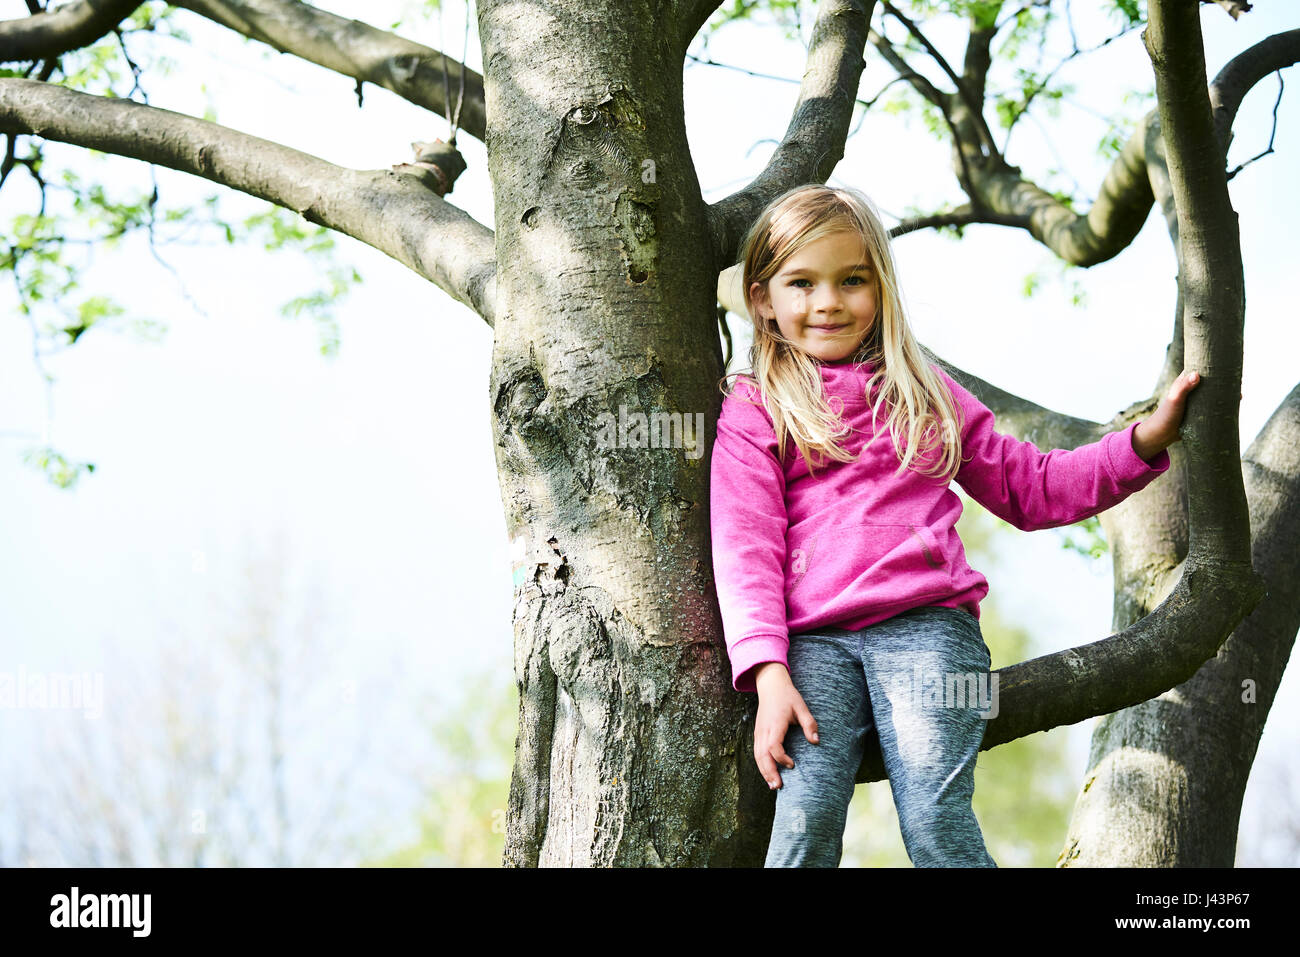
1,0,1296,863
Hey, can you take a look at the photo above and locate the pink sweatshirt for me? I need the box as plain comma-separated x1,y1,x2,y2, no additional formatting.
710,358,1171,693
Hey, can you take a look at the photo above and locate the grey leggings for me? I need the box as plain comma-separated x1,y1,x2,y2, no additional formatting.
764,605,998,868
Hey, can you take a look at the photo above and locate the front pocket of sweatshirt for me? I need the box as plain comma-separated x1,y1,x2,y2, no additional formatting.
909,524,947,570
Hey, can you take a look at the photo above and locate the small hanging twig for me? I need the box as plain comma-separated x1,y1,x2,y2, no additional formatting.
1227,70,1283,181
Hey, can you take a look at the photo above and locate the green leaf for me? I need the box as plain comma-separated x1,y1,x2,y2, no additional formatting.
1021,270,1040,299
1058,516,1109,559
21,446,97,490
1109,0,1144,27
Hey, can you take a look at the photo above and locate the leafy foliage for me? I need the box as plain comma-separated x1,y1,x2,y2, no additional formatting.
19,447,96,490
1057,515,1109,560
1108,0,1145,28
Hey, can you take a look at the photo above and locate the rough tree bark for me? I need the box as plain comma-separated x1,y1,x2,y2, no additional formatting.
478,0,759,867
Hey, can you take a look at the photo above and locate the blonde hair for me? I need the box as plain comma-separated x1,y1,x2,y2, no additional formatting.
721,183,964,482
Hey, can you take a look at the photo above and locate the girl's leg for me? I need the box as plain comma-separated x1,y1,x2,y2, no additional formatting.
857,606,998,868
764,631,872,868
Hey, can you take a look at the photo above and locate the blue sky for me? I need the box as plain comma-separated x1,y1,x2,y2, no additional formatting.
1,0,1296,863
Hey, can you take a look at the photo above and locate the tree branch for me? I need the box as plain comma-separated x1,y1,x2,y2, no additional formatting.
705,0,875,270
169,0,486,144
867,25,944,106
869,4,1153,264
1146,0,1254,567
923,346,1106,451
879,0,998,158
960,0,1001,107
889,204,1030,237
673,0,727,55
941,30,1299,268
865,26,983,218
0,0,140,64
0,77,497,325
979,110,1158,265
1210,28,1300,151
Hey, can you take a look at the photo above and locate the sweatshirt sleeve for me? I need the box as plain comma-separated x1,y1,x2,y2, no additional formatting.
709,379,791,693
938,366,1171,532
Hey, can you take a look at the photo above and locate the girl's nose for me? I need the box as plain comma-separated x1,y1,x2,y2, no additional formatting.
812,284,841,311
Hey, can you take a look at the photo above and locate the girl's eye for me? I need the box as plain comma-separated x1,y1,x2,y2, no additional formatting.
789,276,869,287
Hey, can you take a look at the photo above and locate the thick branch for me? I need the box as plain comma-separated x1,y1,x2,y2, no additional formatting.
985,26,1300,265
960,1,1001,107
976,111,1159,266
705,0,875,270
1146,0,1253,567
1148,30,1300,396
169,0,486,144
862,2,1151,264
673,0,726,54
0,0,141,64
923,348,1107,452
0,77,496,325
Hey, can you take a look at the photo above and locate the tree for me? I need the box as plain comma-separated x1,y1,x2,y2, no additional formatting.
2,0,1296,867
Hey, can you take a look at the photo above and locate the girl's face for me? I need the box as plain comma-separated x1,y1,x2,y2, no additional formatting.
750,229,878,363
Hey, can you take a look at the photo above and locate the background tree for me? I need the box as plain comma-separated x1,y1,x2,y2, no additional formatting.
2,0,1296,867
2,532,396,866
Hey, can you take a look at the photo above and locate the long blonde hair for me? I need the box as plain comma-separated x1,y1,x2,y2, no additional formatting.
721,183,964,482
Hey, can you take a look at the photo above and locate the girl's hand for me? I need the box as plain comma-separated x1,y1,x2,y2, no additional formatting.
1132,370,1202,462
753,664,820,790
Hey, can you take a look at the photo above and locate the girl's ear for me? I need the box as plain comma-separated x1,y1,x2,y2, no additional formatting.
749,280,770,319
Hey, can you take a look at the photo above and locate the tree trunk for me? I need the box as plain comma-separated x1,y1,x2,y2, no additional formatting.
479,0,770,866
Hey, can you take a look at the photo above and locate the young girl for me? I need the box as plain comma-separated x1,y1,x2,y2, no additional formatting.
709,183,1199,868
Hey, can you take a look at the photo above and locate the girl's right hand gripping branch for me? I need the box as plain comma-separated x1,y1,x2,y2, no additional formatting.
753,662,820,789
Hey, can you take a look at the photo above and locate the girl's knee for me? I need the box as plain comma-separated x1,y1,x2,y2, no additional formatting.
897,807,995,867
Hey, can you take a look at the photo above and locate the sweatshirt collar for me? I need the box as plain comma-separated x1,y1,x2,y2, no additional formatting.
815,355,874,373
